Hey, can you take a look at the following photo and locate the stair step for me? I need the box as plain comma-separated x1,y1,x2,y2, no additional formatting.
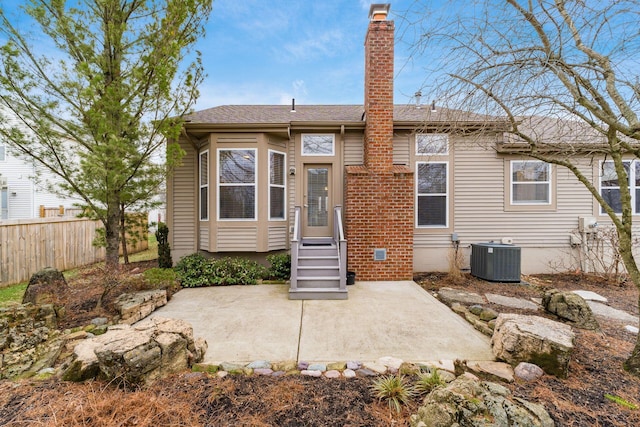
289,288,348,300
297,266,340,277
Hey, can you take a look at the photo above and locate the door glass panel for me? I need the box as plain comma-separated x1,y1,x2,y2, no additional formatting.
307,168,328,227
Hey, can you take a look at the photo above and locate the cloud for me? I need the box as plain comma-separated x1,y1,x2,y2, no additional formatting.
282,29,346,62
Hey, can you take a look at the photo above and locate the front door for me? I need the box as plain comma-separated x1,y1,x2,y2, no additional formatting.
303,164,332,237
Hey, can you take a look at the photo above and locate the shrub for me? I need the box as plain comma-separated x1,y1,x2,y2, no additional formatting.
265,253,291,280
155,222,173,268
370,374,415,413
174,254,267,287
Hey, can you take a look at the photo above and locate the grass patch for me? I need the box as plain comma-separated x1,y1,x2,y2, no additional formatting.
0,282,27,307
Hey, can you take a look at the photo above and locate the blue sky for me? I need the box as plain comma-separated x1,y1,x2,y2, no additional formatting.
194,0,433,109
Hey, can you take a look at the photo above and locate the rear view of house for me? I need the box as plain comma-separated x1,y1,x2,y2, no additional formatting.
167,3,635,297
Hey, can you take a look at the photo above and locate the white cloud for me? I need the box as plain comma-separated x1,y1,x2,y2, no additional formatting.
282,29,346,62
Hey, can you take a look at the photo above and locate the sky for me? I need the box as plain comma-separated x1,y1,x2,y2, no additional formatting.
193,0,433,109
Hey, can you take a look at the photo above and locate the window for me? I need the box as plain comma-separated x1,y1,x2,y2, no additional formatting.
511,161,551,204
302,134,334,156
416,162,448,227
218,149,256,220
0,145,5,161
416,134,448,155
199,150,209,220
269,150,286,220
599,160,640,214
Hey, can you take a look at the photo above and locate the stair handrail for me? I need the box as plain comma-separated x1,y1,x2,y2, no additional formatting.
334,205,347,290
290,206,302,292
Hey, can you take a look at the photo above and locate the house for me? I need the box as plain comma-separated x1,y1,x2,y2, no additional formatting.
167,4,634,298
0,142,81,220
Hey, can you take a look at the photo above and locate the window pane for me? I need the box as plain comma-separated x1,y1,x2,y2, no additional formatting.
602,189,622,213
270,152,285,185
417,195,446,226
302,135,334,155
417,134,448,155
601,161,629,187
418,163,446,194
513,183,549,203
270,187,285,219
219,187,255,219
512,161,548,182
200,187,208,220
199,152,208,186
220,150,255,183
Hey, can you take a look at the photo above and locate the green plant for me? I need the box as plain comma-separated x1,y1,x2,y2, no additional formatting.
155,222,173,268
265,253,291,280
415,368,446,394
605,393,638,410
174,254,267,287
0,282,28,307
143,268,178,287
370,374,415,413
175,253,212,288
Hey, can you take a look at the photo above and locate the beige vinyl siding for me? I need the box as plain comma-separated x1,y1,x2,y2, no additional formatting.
170,139,197,256
268,225,288,250
393,132,410,165
288,136,296,235
414,136,596,249
199,226,209,250
343,131,363,165
217,227,258,251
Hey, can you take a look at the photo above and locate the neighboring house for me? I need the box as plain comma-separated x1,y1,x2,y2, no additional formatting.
0,137,81,221
167,4,636,298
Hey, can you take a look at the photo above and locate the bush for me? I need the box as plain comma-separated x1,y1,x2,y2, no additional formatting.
174,254,267,287
155,222,173,268
265,253,291,280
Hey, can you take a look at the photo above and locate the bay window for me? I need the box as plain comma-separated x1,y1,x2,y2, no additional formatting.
218,149,256,220
269,150,286,220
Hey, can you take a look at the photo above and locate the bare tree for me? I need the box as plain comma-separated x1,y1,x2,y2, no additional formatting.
408,0,640,375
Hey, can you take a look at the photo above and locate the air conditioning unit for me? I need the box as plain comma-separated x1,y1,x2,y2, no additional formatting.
471,243,521,282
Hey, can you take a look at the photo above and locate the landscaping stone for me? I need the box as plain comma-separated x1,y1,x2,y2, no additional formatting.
192,363,219,374
543,289,599,330
272,361,297,372
297,361,309,370
463,311,494,336
216,371,228,378
355,368,377,377
438,287,485,305
362,362,387,374
324,370,340,378
91,317,108,326
479,307,499,321
492,313,575,378
301,369,322,377
247,360,271,369
377,356,403,373
307,363,326,371
219,362,245,375
587,301,638,323
572,290,608,303
22,267,69,309
253,368,273,376
466,360,515,383
63,317,206,384
115,290,167,325
485,293,539,310
410,376,554,427
346,360,361,370
625,325,639,334
514,362,545,381
469,305,484,315
271,371,286,377
343,369,356,378
326,361,346,371
450,302,468,316
421,360,455,373
399,362,419,375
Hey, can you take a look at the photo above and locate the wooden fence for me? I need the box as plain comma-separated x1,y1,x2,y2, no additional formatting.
0,216,149,287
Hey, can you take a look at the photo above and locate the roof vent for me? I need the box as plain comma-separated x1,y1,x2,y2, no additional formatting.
291,98,296,113
415,91,422,109
369,3,390,21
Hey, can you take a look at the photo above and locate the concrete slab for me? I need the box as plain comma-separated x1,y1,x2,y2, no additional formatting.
299,282,493,363
149,281,494,365
587,301,638,323
572,290,608,303
150,285,302,364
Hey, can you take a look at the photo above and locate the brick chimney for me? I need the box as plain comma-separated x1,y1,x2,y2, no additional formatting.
345,3,414,281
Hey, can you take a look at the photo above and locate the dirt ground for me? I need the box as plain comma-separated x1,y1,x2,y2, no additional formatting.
1,264,639,426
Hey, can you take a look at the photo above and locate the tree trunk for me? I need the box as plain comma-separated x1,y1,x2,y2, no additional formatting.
104,199,121,273
120,203,129,264
616,227,640,375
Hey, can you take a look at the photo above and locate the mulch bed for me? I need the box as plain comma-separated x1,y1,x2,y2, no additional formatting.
0,264,639,426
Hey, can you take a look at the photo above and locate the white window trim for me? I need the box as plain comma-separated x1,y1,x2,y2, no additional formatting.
268,149,287,221
416,161,449,228
199,150,209,221
599,159,635,215
301,133,335,156
217,148,257,221
415,133,449,156
510,160,552,206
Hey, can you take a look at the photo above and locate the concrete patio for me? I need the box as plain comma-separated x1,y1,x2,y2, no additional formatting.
150,281,494,365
